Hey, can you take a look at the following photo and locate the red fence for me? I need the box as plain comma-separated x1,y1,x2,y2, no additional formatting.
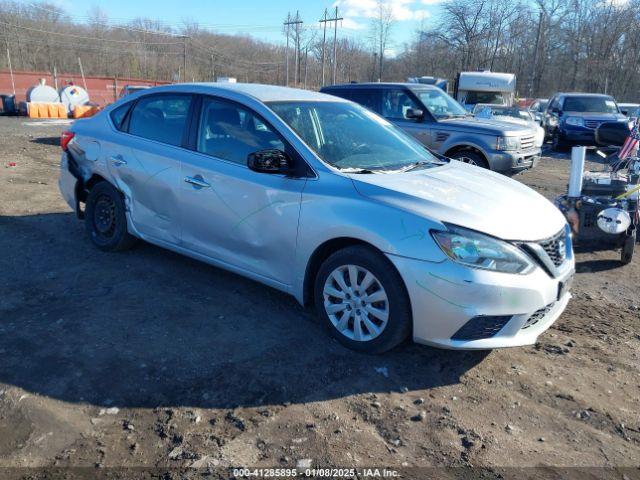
0,70,170,106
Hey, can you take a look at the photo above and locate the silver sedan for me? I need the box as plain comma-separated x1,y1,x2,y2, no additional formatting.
58,83,574,353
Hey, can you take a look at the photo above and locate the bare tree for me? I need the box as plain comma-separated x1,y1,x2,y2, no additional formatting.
369,0,395,81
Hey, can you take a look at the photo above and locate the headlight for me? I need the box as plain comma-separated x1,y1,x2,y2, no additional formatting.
547,116,558,126
431,225,534,274
565,116,584,126
496,136,519,151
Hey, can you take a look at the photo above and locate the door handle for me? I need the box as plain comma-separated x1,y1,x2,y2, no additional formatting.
110,155,127,167
184,175,211,189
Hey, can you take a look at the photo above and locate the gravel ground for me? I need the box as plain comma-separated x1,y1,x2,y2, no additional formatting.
0,116,638,479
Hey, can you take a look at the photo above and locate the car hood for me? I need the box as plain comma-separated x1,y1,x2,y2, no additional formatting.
563,112,625,121
437,116,535,136
351,161,566,241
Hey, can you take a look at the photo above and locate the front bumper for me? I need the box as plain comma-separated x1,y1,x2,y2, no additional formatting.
560,128,597,146
488,149,541,173
386,253,574,349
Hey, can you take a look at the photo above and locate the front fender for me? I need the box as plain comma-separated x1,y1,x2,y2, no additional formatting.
293,172,447,303
441,137,493,158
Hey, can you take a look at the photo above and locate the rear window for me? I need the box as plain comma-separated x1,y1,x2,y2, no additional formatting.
128,94,192,146
110,102,132,131
563,96,618,113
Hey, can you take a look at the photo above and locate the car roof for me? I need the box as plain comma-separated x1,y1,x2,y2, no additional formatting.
152,82,347,103
322,82,438,90
556,92,614,98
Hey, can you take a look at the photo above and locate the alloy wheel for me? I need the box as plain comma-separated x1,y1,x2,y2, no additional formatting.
323,265,389,342
457,155,478,166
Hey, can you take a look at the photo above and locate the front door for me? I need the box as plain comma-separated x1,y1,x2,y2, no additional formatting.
381,88,432,147
180,96,306,286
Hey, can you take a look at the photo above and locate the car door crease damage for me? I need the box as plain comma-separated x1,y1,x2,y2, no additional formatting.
59,83,574,353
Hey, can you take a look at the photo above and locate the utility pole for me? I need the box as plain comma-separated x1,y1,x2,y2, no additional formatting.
330,7,343,84
210,53,215,81
284,12,303,86
303,48,308,89
319,9,329,87
181,35,189,82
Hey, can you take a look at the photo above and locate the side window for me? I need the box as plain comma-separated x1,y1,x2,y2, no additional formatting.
382,89,419,119
350,89,381,113
197,97,285,165
128,94,191,146
110,102,132,131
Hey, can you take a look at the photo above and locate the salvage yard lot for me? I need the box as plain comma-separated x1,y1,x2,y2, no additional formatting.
0,115,639,474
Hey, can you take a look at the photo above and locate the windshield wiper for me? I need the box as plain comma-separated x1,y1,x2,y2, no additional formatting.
376,161,437,174
337,167,375,174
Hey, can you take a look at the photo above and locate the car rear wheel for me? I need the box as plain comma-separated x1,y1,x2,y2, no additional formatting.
450,151,489,169
85,181,137,252
314,245,411,354
621,231,635,264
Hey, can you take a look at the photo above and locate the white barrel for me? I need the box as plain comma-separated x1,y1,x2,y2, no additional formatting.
26,84,60,103
568,146,586,198
59,85,90,113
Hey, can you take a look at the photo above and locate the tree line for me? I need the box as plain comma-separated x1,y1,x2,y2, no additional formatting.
1,0,639,102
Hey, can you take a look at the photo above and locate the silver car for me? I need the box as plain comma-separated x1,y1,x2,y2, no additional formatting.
58,83,574,353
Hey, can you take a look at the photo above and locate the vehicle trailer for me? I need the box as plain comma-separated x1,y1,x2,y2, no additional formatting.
455,71,516,111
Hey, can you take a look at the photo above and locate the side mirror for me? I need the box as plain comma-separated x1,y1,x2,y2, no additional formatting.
247,149,292,174
405,108,424,120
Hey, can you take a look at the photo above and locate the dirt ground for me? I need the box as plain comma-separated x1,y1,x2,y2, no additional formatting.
0,116,639,479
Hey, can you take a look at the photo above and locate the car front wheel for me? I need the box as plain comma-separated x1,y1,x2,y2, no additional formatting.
314,246,411,354
450,151,489,169
84,181,137,252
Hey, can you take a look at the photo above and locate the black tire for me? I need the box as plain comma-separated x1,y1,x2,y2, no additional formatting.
84,181,137,252
450,151,489,169
314,245,412,354
621,231,635,264
551,133,567,152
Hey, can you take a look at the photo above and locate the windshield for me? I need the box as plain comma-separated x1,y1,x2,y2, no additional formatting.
477,106,532,121
414,89,468,119
268,101,443,172
464,91,506,105
563,96,619,113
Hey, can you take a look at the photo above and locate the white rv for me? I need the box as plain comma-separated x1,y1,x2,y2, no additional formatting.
455,71,516,110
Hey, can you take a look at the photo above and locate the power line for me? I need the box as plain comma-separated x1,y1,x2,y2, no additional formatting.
0,19,183,44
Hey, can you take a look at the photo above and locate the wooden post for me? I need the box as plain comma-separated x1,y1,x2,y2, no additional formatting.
78,57,88,92
6,48,15,95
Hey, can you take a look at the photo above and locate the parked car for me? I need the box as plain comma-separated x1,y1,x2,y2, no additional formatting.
528,98,548,125
321,83,541,174
618,102,640,117
544,93,627,151
58,83,574,353
473,104,545,148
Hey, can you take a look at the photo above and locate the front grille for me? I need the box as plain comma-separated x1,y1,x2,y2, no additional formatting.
522,303,555,329
538,229,567,267
451,315,512,341
584,120,602,129
520,135,535,150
